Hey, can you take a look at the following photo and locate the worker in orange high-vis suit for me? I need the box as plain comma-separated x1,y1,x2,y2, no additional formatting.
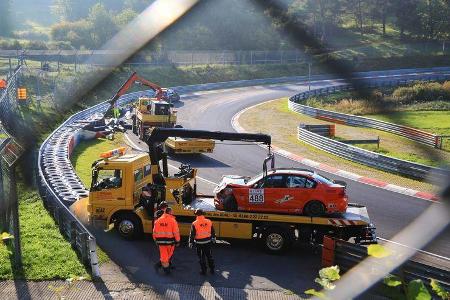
153,207,180,274
189,209,216,275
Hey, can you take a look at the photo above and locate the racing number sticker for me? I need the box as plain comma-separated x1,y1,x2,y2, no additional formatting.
249,189,264,204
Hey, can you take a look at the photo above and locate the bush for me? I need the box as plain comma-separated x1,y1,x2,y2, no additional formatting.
51,20,92,49
392,81,450,104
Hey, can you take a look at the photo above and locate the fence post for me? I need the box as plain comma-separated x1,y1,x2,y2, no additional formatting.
88,237,100,278
250,51,253,65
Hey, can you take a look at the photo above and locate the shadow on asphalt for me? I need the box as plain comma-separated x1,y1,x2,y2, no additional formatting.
169,154,230,169
92,227,321,298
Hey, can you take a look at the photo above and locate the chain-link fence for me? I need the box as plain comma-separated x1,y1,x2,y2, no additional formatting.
0,125,24,268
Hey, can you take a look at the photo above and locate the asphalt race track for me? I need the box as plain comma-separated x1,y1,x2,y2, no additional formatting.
94,77,449,295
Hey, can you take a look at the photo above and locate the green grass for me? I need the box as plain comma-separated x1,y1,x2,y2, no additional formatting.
367,111,450,152
366,111,450,135
0,187,90,280
356,144,441,167
71,133,126,187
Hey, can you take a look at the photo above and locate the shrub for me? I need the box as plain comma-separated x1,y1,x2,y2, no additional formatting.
392,82,450,104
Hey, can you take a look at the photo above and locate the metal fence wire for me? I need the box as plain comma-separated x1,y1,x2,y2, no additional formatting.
1,0,450,298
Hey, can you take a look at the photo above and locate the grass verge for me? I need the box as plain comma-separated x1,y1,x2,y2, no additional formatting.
0,187,90,280
239,98,441,193
71,133,127,187
366,111,450,152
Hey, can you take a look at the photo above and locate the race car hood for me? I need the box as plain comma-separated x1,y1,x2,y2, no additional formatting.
213,175,249,194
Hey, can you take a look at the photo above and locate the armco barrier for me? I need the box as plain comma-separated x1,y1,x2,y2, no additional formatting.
289,70,450,148
325,237,450,292
35,67,450,277
297,126,448,181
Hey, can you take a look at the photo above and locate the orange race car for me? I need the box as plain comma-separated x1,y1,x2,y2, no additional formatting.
213,169,348,216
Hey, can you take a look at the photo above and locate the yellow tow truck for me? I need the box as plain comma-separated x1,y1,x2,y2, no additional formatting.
131,97,215,154
70,128,377,253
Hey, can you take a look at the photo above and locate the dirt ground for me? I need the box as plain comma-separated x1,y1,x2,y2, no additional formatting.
238,98,445,194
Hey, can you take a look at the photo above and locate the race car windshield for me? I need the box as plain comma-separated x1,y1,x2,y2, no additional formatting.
313,174,335,185
247,173,264,185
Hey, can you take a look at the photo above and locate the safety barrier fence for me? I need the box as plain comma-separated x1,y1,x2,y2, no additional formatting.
322,237,450,292
297,125,448,181
289,70,450,148
33,67,450,278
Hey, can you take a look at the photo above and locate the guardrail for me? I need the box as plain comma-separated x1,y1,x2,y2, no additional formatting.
289,70,450,148
297,125,448,181
34,67,450,278
322,236,450,293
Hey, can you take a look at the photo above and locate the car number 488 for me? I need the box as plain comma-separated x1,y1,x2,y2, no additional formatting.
249,189,264,204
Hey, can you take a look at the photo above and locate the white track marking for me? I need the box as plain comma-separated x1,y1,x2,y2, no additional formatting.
378,237,450,260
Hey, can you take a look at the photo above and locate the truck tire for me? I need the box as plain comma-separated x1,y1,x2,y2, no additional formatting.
223,194,237,211
114,213,143,240
304,200,326,217
262,227,291,254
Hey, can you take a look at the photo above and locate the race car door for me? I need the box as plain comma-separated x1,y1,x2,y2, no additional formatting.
285,175,315,213
250,174,287,212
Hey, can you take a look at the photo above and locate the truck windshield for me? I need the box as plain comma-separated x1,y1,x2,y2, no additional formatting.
92,168,123,191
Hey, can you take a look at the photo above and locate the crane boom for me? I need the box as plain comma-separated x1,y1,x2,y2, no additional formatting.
145,127,272,179
104,72,165,118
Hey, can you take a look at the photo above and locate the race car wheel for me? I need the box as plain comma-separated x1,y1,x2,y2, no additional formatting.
263,228,291,254
304,200,326,217
114,213,143,240
223,194,237,211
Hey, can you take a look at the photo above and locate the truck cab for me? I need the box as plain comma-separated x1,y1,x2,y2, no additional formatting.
76,149,197,239
133,98,177,139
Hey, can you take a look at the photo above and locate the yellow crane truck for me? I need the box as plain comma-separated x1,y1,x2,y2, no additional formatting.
131,97,215,154
70,128,376,253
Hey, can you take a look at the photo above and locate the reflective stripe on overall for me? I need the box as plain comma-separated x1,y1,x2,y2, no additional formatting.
193,216,212,244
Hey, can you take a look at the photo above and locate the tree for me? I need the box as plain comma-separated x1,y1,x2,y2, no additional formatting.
52,0,96,21
0,0,12,37
124,0,153,12
392,0,419,38
115,8,138,27
88,3,118,48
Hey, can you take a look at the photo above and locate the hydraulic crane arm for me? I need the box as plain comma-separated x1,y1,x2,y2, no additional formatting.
146,127,272,179
104,72,165,118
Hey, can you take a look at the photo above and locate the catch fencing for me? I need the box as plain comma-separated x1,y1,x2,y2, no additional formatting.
322,236,450,293
297,125,448,181
289,70,450,149
0,49,306,67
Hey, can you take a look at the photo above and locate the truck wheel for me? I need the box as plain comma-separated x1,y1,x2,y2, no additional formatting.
304,200,325,217
115,213,143,240
263,228,291,254
223,195,237,211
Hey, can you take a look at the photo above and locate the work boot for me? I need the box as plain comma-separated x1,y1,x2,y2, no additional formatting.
163,267,171,275
209,268,215,275
154,262,161,272
200,267,207,275
169,261,176,270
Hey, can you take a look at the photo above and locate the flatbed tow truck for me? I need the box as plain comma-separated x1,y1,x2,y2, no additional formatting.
70,128,376,253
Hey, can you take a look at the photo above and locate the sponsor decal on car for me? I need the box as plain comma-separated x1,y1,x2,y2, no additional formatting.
275,195,294,204
249,189,264,204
